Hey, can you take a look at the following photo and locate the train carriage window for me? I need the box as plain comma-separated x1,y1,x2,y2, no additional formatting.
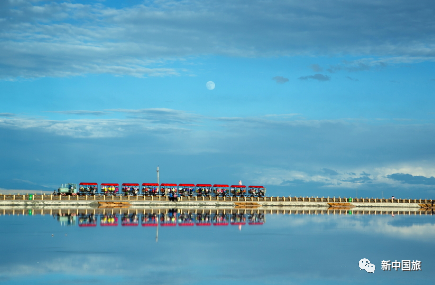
142,183,159,196
178,184,195,197
122,183,139,196
195,184,212,197
100,183,119,196
213,184,229,197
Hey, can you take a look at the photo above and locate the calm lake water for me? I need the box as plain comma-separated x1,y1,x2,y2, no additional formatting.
0,212,434,284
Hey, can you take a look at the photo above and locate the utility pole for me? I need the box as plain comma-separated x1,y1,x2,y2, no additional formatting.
157,166,160,194
156,213,159,243
156,165,160,243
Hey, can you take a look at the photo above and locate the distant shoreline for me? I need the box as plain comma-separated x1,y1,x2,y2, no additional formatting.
0,189,53,194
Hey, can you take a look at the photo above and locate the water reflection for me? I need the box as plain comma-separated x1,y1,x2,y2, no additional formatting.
178,212,195,226
51,212,266,228
142,213,158,227
248,213,264,225
78,214,97,227
56,213,76,226
100,214,118,226
213,213,229,226
230,213,246,225
196,212,211,226
121,213,139,226
159,210,177,226
0,211,434,284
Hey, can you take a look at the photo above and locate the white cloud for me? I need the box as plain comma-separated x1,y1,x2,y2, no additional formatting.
0,117,188,138
45,110,108,116
108,108,200,124
272,76,289,84
0,113,15,117
0,255,177,279
2,110,435,190
273,215,435,242
2,0,435,79
244,164,435,188
375,165,435,178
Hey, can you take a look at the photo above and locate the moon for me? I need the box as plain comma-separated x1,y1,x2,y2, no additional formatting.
206,81,215,90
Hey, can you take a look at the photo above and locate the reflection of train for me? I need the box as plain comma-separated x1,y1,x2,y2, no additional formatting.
100,214,117,226
55,213,77,226
78,214,97,227
58,183,266,197
53,212,265,227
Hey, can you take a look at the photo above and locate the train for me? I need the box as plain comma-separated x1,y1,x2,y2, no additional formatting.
55,211,265,227
56,182,266,197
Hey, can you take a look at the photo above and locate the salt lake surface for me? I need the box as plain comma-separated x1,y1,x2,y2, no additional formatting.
0,212,434,284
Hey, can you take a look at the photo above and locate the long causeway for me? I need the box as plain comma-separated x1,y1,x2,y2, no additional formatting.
0,194,434,213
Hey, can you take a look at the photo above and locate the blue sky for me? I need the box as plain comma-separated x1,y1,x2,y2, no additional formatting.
1,0,435,197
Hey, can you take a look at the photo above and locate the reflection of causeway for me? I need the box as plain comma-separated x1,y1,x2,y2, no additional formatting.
50,211,265,227
2,207,434,221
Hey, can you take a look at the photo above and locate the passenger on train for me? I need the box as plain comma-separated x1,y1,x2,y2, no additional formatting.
230,213,246,223
78,214,97,225
196,213,210,223
142,213,158,225
178,213,194,224
101,214,117,225
248,213,264,224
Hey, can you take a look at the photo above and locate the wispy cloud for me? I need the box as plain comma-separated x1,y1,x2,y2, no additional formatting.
0,117,187,138
272,76,289,84
322,168,339,176
2,1,435,79
298,74,330,81
310,64,323,72
0,108,202,138
325,57,433,74
45,110,108,116
263,113,300,118
387,173,435,185
2,110,435,191
327,59,386,73
279,215,435,242
0,113,15,117
345,76,359,81
108,108,200,124
245,163,435,189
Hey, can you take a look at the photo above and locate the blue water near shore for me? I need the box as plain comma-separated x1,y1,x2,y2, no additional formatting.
0,213,434,284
